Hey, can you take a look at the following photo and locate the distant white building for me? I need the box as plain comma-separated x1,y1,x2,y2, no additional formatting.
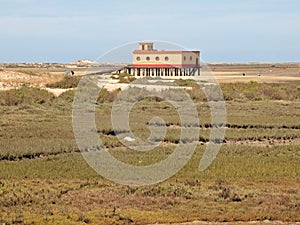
120,42,200,77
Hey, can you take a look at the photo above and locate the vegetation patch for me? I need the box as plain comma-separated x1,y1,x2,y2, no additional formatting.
46,75,80,88
220,81,300,101
174,78,196,86
0,86,55,106
112,73,136,83
0,81,300,224
17,70,39,76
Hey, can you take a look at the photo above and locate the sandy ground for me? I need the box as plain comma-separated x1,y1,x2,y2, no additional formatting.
0,63,299,94
0,70,43,89
213,74,300,83
209,64,300,83
0,70,61,89
0,68,74,95
152,220,300,225
99,78,192,91
44,87,74,96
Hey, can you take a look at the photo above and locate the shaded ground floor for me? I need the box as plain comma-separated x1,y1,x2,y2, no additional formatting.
118,66,201,77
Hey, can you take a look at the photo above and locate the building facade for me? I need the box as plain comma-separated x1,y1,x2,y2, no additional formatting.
121,42,200,77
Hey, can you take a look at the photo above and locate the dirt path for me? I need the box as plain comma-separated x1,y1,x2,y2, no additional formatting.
44,87,73,96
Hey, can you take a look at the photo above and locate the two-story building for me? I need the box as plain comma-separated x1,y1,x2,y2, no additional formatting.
121,42,200,77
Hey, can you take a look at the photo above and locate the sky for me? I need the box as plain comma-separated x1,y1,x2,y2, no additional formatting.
0,0,300,63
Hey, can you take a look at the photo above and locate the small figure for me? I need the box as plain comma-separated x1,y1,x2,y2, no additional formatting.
64,70,75,76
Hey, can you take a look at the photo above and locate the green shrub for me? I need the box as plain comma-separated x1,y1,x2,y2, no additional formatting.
53,90,75,105
174,79,196,87
296,86,300,99
112,73,136,83
46,76,80,88
220,81,300,101
186,85,207,101
115,87,151,102
0,87,55,106
97,88,120,104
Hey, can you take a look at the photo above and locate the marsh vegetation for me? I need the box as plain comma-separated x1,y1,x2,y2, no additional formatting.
0,81,299,224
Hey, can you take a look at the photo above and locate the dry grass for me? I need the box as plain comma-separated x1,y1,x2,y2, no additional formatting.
0,78,299,224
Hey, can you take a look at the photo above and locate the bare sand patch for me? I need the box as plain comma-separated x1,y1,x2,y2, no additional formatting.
0,70,61,89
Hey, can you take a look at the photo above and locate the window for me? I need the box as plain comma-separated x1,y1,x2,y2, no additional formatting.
136,56,141,61
155,56,160,61
146,56,150,61
165,56,169,61
190,56,192,60
184,56,186,61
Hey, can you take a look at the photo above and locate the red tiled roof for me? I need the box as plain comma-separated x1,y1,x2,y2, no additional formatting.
131,63,198,68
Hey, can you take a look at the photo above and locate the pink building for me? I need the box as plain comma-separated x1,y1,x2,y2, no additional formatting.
121,42,200,77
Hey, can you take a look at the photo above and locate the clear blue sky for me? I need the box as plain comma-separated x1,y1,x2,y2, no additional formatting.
1,0,299,63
